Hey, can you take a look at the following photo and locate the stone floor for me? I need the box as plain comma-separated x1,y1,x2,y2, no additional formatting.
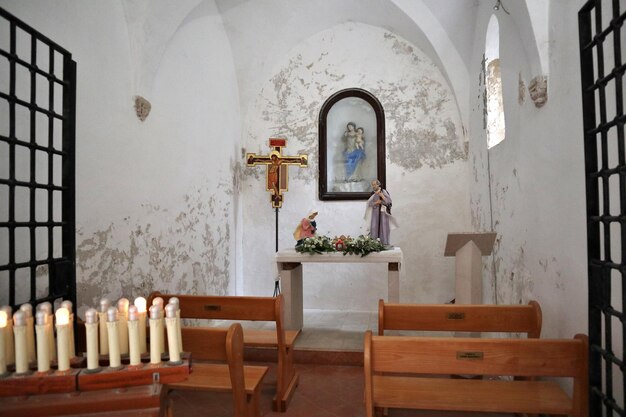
170,309,514,417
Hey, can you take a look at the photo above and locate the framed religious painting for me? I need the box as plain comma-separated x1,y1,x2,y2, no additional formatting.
318,88,386,200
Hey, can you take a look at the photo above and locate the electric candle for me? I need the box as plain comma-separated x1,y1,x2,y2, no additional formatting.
152,298,165,355
37,302,56,361
35,311,50,373
1,306,14,365
20,303,35,364
134,297,147,354
149,305,162,365
84,309,100,372
169,297,183,352
55,307,70,372
127,306,141,367
13,311,29,374
60,301,75,358
106,307,122,369
98,298,110,355
165,304,181,364
0,310,8,376
116,298,129,355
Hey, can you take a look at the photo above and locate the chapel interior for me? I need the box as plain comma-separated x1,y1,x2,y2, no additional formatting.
0,0,623,416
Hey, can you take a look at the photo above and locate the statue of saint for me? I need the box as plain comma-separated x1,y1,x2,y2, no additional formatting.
293,210,318,246
365,180,396,245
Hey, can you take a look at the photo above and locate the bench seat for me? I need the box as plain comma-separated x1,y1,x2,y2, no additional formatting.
168,363,268,394
373,376,574,414
243,329,300,347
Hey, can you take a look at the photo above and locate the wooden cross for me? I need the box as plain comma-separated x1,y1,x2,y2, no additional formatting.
246,138,308,208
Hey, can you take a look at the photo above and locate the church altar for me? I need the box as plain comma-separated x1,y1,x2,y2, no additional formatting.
276,247,403,331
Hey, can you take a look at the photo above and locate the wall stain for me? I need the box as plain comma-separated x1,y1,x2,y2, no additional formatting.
244,23,466,184
76,186,231,313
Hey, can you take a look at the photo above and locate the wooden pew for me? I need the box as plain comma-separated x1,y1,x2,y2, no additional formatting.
378,299,542,337
148,292,299,412
364,331,588,417
165,323,268,417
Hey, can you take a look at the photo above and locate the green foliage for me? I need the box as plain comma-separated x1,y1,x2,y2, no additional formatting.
342,235,386,257
295,235,387,257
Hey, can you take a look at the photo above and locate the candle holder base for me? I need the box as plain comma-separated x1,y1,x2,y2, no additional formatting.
82,367,102,374
55,369,73,376
127,364,144,371
167,360,184,366
0,372,10,379
108,365,125,371
36,370,55,376
14,370,34,377
77,358,190,391
147,362,163,368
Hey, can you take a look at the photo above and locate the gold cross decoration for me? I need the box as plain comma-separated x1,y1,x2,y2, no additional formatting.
246,138,308,208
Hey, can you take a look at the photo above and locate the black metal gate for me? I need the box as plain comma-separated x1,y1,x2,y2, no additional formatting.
579,0,626,414
0,8,76,313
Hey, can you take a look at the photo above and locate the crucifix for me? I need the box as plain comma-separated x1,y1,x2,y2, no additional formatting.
247,138,308,296
246,138,308,209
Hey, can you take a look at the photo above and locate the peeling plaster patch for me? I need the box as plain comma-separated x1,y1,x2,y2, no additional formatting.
244,22,465,182
76,187,230,312
494,244,534,305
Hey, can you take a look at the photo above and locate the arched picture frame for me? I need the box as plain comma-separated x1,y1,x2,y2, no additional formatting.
318,88,386,200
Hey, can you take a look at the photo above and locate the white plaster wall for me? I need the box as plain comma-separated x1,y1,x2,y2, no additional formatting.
0,0,241,315
468,1,588,343
241,23,470,311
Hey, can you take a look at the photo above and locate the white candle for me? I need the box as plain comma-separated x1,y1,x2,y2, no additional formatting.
37,302,56,361
35,311,50,373
127,306,141,367
1,306,14,365
20,304,35,364
84,309,100,371
152,299,165,355
169,297,183,352
165,304,181,363
98,299,110,355
106,307,122,369
0,311,8,375
60,301,75,358
134,297,147,354
149,305,161,365
55,307,70,372
116,298,129,355
13,311,29,374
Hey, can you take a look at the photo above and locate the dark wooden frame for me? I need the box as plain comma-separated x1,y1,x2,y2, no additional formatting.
318,88,385,200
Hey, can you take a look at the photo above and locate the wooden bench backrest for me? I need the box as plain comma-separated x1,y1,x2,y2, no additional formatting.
378,300,542,337
365,331,587,378
364,331,588,417
148,292,281,322
148,291,287,351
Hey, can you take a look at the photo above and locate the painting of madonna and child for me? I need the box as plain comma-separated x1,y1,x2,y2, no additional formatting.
326,96,379,193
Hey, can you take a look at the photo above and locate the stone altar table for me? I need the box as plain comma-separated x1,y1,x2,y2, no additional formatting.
276,247,403,331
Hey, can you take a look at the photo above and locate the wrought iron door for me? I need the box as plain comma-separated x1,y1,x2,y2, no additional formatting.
0,8,76,313
579,0,626,414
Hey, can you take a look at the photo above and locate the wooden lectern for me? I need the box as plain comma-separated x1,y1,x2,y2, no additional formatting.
444,232,497,304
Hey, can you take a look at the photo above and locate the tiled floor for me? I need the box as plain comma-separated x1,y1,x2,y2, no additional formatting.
170,309,514,417
169,361,514,417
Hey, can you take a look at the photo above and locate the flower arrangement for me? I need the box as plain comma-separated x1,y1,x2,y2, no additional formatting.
296,234,387,257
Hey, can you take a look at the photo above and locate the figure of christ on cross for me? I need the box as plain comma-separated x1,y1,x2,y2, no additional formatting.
246,138,308,208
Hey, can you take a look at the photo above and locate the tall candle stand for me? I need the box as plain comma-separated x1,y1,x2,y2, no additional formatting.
0,310,9,378
19,304,36,365
117,298,129,356
0,307,13,367
98,299,110,356
84,309,101,374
